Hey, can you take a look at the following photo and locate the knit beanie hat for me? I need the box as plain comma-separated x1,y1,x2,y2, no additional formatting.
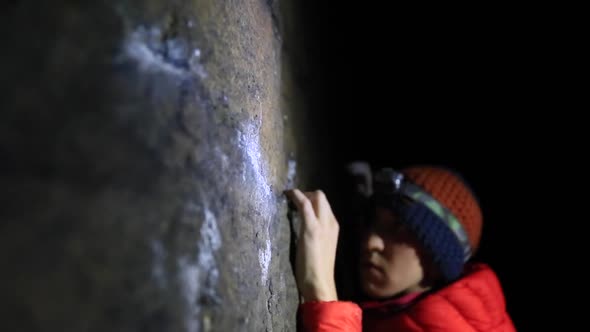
372,166,483,281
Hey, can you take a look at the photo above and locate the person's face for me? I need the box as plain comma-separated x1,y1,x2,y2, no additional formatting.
359,206,432,299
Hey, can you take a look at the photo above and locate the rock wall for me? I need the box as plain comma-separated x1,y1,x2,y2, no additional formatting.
0,1,320,331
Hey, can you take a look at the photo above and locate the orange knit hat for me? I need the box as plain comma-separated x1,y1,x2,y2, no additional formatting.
402,166,483,253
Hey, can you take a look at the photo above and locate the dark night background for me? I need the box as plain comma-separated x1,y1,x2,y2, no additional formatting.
296,3,572,331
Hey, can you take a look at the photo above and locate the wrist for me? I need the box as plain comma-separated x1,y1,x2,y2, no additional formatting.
302,282,338,302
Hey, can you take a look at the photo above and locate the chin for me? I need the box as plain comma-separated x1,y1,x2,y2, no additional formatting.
360,276,408,299
361,281,393,299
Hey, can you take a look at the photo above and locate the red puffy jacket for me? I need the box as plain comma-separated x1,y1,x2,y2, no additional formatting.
301,263,516,332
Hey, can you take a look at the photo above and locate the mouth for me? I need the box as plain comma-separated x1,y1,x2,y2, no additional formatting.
361,261,384,275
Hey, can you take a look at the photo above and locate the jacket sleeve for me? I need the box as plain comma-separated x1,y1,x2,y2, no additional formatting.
300,301,362,332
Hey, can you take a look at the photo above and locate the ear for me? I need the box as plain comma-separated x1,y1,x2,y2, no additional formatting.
417,246,443,289
346,161,373,198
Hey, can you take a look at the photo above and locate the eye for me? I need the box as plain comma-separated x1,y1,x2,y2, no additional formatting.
386,219,406,234
370,216,405,236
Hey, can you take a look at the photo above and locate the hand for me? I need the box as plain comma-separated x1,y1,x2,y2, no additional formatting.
286,189,339,302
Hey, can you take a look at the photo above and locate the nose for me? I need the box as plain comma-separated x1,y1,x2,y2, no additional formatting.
363,230,385,252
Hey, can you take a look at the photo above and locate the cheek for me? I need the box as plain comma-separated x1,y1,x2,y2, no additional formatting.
383,246,424,285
